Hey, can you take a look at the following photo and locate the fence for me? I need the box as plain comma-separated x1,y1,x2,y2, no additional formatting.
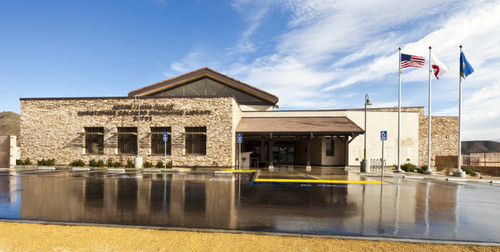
370,158,387,174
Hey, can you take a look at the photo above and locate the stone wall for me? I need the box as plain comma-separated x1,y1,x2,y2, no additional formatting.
20,97,239,168
419,111,459,167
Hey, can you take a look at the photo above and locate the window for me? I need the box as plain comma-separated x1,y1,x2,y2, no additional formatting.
326,137,334,156
185,127,206,155
151,127,171,155
118,127,137,154
85,127,104,154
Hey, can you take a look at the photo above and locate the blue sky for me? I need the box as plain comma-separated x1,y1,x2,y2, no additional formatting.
1,0,499,141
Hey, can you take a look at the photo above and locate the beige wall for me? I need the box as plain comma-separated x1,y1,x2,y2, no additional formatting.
20,97,240,168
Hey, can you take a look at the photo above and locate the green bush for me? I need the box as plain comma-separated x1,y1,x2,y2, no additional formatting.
107,159,114,167
88,159,98,167
155,161,164,168
16,159,22,165
113,161,122,168
23,158,32,165
401,163,417,172
70,160,85,167
97,160,105,167
166,161,173,168
143,161,153,168
126,159,134,168
462,166,475,175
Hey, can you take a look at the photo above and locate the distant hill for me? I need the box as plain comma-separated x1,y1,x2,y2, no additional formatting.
462,140,500,154
0,111,20,137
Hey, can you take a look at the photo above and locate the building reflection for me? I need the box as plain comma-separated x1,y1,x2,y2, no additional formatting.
16,171,459,238
19,173,237,229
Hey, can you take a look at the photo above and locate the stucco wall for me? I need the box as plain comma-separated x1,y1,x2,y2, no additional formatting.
20,97,238,167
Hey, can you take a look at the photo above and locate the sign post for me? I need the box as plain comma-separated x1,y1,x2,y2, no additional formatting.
237,133,243,170
163,132,168,169
380,131,387,182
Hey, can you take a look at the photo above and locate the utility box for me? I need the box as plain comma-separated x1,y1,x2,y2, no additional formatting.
240,152,252,169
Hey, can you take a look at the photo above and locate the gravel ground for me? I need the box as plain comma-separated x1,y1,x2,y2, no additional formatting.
0,222,497,251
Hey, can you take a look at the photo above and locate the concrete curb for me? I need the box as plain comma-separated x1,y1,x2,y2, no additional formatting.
0,219,498,247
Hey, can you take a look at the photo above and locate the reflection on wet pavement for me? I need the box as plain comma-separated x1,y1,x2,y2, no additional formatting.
0,169,500,243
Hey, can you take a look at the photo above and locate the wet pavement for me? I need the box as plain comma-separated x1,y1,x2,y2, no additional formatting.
1,168,500,243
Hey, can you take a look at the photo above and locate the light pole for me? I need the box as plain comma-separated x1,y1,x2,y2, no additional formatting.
134,95,143,168
361,93,372,172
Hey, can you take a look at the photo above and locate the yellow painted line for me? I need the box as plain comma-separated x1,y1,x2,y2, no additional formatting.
254,178,386,184
218,170,256,173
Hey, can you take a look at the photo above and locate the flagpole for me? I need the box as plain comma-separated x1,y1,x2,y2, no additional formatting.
397,47,402,173
425,47,433,174
457,45,464,174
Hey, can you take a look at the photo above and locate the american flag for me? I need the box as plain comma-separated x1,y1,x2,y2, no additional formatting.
401,53,425,69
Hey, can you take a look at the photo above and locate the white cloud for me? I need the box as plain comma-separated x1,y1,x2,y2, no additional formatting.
167,0,500,140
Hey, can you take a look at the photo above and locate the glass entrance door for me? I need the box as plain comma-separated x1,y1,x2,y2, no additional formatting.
273,143,294,166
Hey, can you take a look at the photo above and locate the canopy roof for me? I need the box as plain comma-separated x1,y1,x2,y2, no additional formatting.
236,117,364,136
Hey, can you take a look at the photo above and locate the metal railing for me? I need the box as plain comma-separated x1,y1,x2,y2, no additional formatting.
370,158,387,174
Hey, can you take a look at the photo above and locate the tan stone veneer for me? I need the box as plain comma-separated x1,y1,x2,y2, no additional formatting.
20,97,241,168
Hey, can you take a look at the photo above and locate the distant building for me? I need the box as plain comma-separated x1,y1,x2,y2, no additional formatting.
19,68,457,169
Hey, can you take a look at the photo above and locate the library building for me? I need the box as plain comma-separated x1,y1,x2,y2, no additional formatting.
20,68,458,169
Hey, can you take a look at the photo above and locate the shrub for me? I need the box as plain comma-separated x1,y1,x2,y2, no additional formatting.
88,159,98,167
97,160,105,167
107,159,114,167
155,161,164,168
70,160,85,167
166,161,173,168
24,158,32,165
113,161,122,168
401,163,417,172
16,159,22,165
462,166,475,175
126,159,134,168
38,159,56,166
143,161,153,168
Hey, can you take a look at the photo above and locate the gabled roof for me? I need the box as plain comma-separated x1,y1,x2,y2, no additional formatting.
128,67,279,105
236,117,364,136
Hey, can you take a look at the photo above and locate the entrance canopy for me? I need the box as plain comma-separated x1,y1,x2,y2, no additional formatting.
236,117,364,136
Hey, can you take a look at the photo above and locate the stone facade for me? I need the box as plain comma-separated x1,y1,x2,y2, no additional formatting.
20,97,240,167
419,113,459,167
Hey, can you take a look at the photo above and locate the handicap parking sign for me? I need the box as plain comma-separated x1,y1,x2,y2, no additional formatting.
163,132,168,141
380,131,387,141
237,133,243,143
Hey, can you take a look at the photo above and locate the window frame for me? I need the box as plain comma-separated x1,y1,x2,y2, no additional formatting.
325,137,334,156
117,127,138,155
150,127,172,155
185,127,207,155
84,127,104,154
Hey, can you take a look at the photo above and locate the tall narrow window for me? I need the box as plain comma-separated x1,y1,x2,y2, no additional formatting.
118,127,137,154
85,127,104,154
326,137,334,156
185,127,206,155
151,127,171,155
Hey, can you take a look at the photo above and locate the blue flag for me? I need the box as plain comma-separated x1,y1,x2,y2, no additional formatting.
460,52,474,78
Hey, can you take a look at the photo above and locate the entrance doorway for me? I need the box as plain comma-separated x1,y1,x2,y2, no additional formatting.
273,143,294,166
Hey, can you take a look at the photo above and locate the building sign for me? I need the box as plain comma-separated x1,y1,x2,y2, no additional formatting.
77,104,211,121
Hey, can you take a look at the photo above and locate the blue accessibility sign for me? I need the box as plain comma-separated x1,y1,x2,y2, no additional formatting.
380,131,387,141
237,133,243,143
163,132,168,141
